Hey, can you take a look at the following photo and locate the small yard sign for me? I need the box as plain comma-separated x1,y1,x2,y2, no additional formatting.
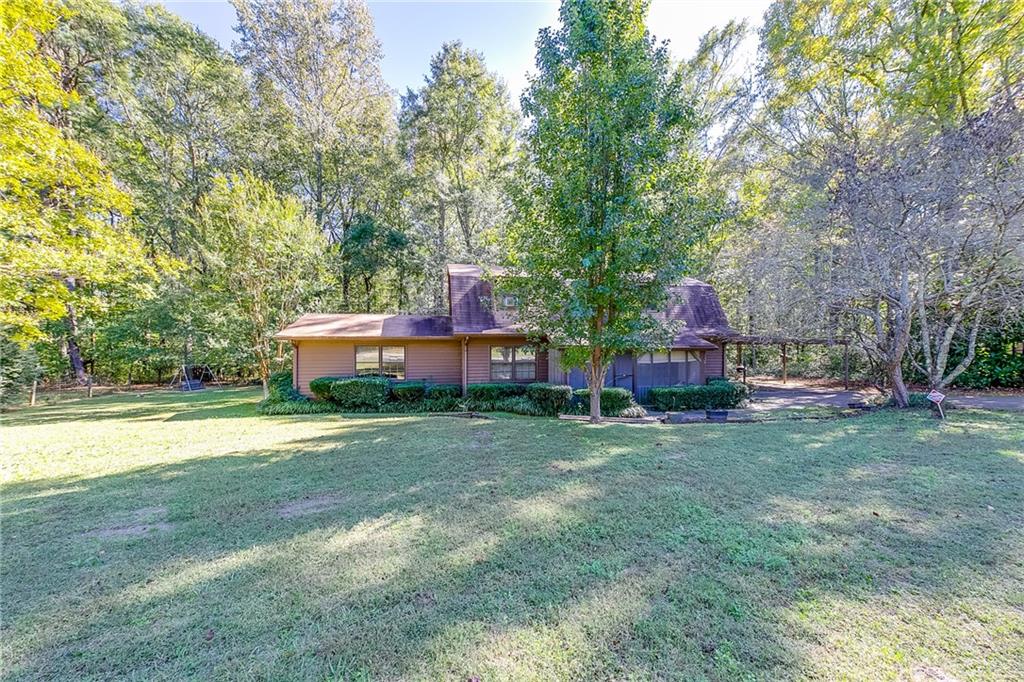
927,389,946,419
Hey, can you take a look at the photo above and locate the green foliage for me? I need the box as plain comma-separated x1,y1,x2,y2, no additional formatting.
400,41,518,300
426,384,462,399
706,375,730,384
504,0,700,420
0,0,157,342
257,398,340,415
372,397,465,413
525,383,573,416
648,382,750,411
466,383,528,401
308,376,344,402
490,396,549,417
193,172,327,395
326,377,391,410
266,370,301,402
392,381,427,402
0,333,40,406
569,388,641,417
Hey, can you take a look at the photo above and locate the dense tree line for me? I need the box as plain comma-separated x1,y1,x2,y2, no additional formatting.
2,0,1020,407
1,0,518,398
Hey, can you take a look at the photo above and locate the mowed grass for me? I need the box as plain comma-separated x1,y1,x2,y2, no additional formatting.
2,389,1023,681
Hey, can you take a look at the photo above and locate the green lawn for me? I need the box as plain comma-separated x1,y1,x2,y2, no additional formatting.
2,389,1023,680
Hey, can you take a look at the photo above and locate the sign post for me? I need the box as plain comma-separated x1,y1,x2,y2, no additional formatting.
927,389,946,419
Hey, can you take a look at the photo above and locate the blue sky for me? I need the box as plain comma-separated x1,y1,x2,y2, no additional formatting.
161,1,772,100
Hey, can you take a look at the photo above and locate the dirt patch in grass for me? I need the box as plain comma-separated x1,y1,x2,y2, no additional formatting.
275,494,344,519
469,429,494,449
82,506,172,539
84,522,174,539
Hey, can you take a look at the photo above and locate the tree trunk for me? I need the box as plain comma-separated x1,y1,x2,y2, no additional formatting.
64,302,88,385
586,347,607,423
256,349,270,399
314,147,325,231
887,362,910,407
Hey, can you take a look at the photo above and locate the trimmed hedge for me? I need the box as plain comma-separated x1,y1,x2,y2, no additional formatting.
392,381,426,402
258,370,340,415
492,396,549,416
706,375,730,384
570,387,644,417
259,399,340,415
466,382,528,401
647,382,750,411
328,376,391,409
427,383,462,399
267,370,302,402
309,376,345,401
525,382,573,415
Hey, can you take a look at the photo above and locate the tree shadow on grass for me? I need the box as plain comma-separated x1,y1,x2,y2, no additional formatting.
3,411,1023,679
1,388,264,426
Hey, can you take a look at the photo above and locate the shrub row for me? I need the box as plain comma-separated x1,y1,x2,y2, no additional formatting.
258,370,341,415
267,374,644,419
647,381,750,411
466,383,527,401
567,387,647,418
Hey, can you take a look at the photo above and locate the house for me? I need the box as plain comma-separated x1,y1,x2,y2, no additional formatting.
275,264,736,400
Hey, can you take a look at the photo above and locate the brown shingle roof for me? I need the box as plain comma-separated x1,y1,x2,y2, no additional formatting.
447,263,521,335
274,313,453,340
658,279,736,339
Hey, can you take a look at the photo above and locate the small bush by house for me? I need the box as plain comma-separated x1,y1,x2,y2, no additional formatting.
327,376,391,409
647,382,750,411
258,371,340,415
309,376,345,402
259,399,340,415
466,383,528,402
569,387,646,417
392,381,427,402
491,396,549,416
525,383,573,415
427,383,462,399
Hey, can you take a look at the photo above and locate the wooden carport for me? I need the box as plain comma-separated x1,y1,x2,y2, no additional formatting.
723,335,851,389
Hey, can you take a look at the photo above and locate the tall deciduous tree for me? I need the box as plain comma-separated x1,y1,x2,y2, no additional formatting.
193,172,327,396
232,0,393,244
504,0,699,422
1,0,155,382
400,42,518,310
734,0,1024,405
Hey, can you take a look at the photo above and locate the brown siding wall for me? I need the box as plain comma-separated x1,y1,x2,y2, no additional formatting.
295,339,463,396
295,340,355,395
405,340,462,385
703,343,725,378
466,337,548,384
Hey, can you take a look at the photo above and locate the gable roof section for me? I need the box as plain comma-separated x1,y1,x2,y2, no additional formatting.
658,279,736,340
274,313,453,340
447,263,521,335
276,270,733,344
